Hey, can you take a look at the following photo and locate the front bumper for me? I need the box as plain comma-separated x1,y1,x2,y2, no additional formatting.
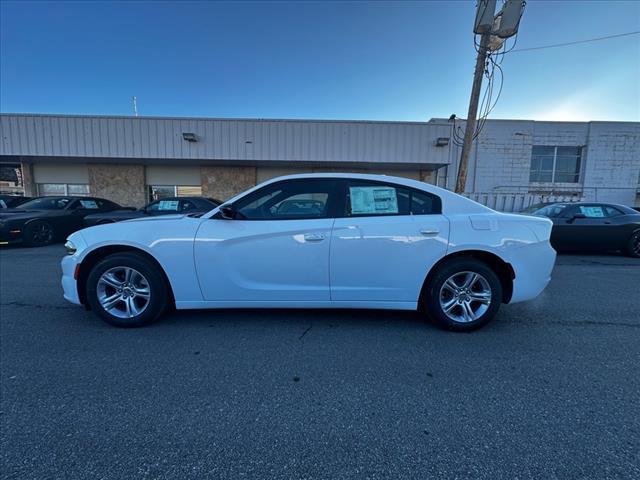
0,225,23,245
61,254,82,305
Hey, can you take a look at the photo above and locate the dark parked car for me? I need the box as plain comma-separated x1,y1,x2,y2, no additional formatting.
0,195,31,208
0,196,122,247
529,202,640,257
83,196,220,227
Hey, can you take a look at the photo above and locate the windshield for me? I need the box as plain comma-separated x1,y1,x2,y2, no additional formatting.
17,197,71,210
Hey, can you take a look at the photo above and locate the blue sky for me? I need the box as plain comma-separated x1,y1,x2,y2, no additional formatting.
1,0,638,122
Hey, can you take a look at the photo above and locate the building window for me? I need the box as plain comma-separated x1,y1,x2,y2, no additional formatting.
37,183,90,196
148,185,203,201
529,146,582,184
0,163,24,195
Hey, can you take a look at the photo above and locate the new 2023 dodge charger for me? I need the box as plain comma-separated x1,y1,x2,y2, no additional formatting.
61,174,556,332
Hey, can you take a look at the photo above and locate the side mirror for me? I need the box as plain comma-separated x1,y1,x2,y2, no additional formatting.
219,205,236,220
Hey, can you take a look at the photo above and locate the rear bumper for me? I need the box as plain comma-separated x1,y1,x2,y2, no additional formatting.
61,255,82,305
508,240,556,303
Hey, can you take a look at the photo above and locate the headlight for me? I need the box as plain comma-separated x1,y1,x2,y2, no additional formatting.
64,240,77,255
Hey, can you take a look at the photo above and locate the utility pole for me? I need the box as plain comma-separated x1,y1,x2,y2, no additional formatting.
455,33,490,194
454,0,525,194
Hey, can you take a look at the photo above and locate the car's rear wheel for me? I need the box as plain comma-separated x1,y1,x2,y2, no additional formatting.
85,253,169,327
625,230,640,258
23,220,55,247
423,258,502,332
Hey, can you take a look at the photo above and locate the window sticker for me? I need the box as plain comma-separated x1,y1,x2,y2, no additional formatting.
350,186,398,215
79,200,99,209
158,200,179,211
579,206,604,218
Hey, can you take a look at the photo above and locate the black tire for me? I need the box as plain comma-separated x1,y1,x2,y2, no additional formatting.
624,229,640,258
85,252,169,327
23,220,55,247
422,258,503,332
98,220,114,225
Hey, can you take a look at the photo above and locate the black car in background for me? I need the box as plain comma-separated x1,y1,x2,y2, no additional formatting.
530,202,640,257
83,196,220,227
0,195,31,208
0,196,122,247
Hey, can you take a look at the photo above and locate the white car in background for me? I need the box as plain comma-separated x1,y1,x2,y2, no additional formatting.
61,173,556,332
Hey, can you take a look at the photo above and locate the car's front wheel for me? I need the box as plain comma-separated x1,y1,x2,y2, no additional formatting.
423,258,502,332
23,220,55,247
85,253,169,327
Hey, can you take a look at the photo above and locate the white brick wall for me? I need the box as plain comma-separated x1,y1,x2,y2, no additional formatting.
441,119,640,207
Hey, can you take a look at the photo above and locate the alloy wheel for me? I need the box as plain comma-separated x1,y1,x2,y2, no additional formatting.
439,271,492,323
31,223,53,244
97,266,151,318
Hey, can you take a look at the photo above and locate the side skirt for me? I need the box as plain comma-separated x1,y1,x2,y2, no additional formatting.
175,300,418,311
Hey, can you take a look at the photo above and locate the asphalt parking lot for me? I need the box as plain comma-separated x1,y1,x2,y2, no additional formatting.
1,245,639,479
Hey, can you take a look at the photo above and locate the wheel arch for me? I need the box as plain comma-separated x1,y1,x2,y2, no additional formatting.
76,245,175,309
419,249,515,308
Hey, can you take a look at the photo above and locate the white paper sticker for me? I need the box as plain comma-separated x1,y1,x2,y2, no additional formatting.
350,186,398,214
158,200,179,211
579,206,604,218
79,200,98,209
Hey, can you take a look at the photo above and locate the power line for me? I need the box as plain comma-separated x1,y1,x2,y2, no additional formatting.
511,31,640,53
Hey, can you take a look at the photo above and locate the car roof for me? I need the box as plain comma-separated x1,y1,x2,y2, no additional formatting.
29,195,109,200
544,202,638,213
209,172,493,216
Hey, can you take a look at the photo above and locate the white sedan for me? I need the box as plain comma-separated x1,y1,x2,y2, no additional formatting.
61,173,556,332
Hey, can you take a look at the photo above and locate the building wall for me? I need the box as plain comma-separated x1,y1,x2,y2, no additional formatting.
4,116,639,208
201,166,257,202
0,114,453,167
20,162,36,196
444,120,640,206
88,164,146,207
582,122,640,204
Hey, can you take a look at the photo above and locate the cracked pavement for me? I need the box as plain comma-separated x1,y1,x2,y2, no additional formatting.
1,244,639,479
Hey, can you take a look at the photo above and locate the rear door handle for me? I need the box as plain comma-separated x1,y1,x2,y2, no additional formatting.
304,233,325,242
420,228,440,236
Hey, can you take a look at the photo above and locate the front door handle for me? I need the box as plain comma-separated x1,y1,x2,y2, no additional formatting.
304,233,325,242
420,228,440,236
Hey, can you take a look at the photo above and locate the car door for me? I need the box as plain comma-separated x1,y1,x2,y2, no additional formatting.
194,178,340,302
330,179,449,303
552,204,612,250
65,198,103,234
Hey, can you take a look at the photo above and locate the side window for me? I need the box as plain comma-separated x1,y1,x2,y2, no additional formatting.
345,181,440,217
411,190,439,215
147,199,180,212
348,184,406,216
578,205,606,218
604,206,623,217
234,180,337,220
180,200,196,211
78,199,100,209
